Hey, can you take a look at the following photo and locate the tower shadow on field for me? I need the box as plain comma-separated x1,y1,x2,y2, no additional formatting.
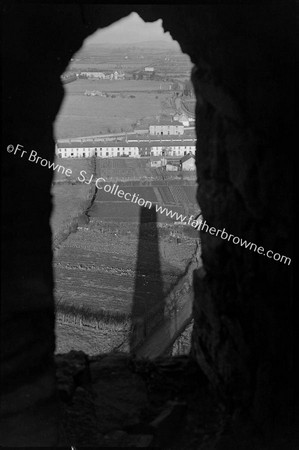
130,206,165,353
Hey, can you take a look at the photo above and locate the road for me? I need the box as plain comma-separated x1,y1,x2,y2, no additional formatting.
57,130,149,143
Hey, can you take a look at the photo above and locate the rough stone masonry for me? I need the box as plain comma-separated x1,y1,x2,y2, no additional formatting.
1,3,295,446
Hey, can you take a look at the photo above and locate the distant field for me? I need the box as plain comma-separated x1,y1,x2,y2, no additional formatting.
54,91,172,138
63,79,173,94
97,158,148,169
94,184,197,207
70,63,147,70
51,174,198,239
96,186,158,203
96,167,165,181
94,158,195,181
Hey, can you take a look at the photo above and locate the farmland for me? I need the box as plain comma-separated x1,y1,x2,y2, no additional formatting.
53,42,198,355
54,226,185,314
55,90,173,139
55,43,193,139
89,180,199,222
69,43,193,80
50,183,94,238
54,220,198,354
53,173,200,355
55,320,127,355
51,157,95,241
95,157,196,181
63,79,173,94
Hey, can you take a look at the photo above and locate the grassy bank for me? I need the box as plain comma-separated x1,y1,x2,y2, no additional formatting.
51,157,96,247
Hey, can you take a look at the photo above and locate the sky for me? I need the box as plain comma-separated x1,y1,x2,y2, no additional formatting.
85,12,179,46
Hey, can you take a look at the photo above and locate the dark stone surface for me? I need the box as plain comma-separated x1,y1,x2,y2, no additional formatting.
90,353,148,433
55,352,222,448
55,350,89,401
1,3,295,446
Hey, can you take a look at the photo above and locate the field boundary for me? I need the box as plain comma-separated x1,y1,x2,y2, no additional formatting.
52,157,97,250
55,307,130,332
130,240,201,352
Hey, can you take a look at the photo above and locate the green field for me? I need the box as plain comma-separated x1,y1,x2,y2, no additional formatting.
55,90,173,138
63,79,172,93
70,62,148,71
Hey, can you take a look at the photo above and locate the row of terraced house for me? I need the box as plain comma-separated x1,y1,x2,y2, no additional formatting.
55,140,196,158
56,120,196,159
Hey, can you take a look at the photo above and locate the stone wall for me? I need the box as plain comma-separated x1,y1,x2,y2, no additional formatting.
1,3,294,445
186,6,294,424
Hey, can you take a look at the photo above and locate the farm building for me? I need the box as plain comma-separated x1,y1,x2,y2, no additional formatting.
79,71,124,80
173,113,190,126
79,72,106,79
180,154,196,171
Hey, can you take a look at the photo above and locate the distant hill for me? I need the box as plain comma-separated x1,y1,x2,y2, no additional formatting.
123,40,181,49
86,39,181,50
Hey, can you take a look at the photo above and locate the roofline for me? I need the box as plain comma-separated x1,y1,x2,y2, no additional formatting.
56,142,196,149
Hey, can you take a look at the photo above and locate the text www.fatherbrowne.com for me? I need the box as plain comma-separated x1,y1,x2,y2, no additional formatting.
156,206,291,265
79,172,291,266
6,144,292,266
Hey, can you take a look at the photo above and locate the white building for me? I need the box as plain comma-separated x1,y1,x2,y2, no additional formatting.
114,71,125,80
80,72,106,79
56,142,140,158
55,140,196,159
180,154,196,171
144,67,154,72
149,121,184,136
174,113,190,126
149,141,196,157
80,71,125,80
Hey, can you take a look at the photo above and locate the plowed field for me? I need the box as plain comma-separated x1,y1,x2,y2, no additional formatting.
54,225,195,318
